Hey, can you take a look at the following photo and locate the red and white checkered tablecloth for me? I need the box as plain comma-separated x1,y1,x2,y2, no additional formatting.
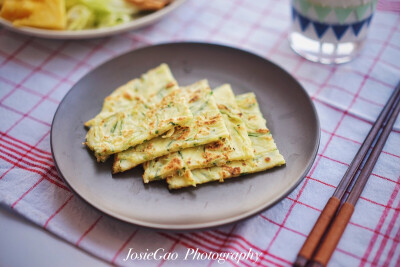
0,0,399,266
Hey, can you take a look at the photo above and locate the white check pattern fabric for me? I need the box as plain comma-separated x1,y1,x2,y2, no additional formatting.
0,0,400,266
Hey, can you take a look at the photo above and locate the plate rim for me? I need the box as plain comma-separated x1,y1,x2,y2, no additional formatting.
50,42,321,230
0,0,186,40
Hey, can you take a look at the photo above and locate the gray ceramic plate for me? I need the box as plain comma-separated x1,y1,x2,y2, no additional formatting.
51,42,320,230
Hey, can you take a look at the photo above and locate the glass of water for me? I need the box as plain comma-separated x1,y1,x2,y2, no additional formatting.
289,0,377,64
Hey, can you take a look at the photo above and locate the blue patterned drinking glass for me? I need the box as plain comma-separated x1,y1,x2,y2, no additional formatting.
289,0,377,64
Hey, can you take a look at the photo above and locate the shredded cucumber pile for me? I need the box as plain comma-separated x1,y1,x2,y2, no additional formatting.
65,0,141,30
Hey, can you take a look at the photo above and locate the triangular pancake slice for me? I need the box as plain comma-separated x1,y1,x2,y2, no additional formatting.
112,80,230,173
85,89,192,162
85,64,192,162
167,92,285,189
142,84,254,183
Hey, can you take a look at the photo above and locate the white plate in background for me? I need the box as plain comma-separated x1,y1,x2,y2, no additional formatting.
0,0,186,39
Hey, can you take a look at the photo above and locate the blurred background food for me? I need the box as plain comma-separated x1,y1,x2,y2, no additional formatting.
0,0,172,30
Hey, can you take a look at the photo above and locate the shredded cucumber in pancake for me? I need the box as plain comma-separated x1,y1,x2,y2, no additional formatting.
84,64,192,162
142,84,254,182
113,80,230,173
167,92,286,189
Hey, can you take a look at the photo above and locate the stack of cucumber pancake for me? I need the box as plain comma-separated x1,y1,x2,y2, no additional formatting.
85,64,285,190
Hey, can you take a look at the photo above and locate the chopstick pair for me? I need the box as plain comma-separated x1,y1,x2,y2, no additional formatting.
294,81,400,267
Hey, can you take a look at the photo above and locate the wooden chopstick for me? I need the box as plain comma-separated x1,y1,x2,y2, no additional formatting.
294,81,400,267
311,87,400,267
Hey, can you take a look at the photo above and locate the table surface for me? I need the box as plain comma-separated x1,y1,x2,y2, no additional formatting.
0,0,399,266
0,205,109,267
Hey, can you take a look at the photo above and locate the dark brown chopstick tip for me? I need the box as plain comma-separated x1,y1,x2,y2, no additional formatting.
293,255,308,267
